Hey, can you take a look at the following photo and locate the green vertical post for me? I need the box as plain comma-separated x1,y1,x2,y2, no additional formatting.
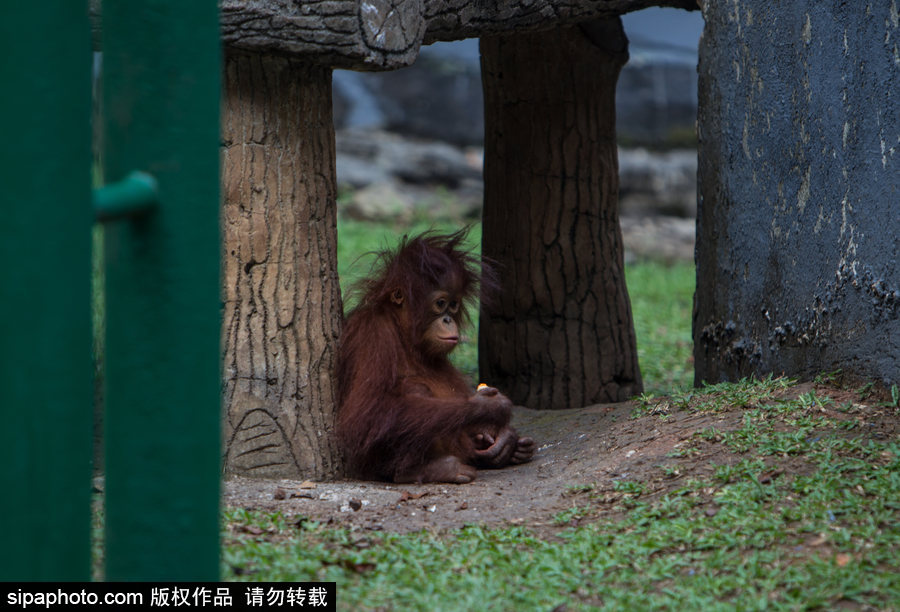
0,4,93,580
101,1,222,580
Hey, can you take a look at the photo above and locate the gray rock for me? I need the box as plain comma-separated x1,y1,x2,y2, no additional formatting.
620,215,695,263
616,60,698,146
344,181,416,222
336,155,392,189
336,129,481,187
365,47,485,146
618,148,697,218
336,129,698,228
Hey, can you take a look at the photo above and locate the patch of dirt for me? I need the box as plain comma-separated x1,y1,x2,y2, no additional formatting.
223,382,898,533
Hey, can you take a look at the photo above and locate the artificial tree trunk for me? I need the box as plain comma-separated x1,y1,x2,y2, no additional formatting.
479,21,642,411
694,1,899,387
221,52,343,479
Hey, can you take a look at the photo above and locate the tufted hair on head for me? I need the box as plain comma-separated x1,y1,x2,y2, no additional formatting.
350,228,496,330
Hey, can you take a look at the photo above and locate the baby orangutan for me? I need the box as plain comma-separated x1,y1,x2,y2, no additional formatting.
336,231,534,483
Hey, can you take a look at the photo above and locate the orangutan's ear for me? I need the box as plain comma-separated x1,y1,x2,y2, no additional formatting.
390,289,404,306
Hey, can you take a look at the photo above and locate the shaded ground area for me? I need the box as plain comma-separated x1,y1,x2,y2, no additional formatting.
223,381,898,533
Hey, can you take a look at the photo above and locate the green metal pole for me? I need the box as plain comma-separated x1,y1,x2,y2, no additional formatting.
101,1,222,580
0,4,93,580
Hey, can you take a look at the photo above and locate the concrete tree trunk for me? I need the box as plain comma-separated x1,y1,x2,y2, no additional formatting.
221,53,343,479
479,21,643,410
694,2,899,387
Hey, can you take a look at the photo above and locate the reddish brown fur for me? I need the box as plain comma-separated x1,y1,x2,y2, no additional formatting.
336,230,526,482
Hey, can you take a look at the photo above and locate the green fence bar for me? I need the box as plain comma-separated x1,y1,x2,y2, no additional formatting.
0,4,94,581
101,1,222,580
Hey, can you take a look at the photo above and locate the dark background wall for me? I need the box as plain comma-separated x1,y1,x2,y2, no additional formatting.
695,1,899,387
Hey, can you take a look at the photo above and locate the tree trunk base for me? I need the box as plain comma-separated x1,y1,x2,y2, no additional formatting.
479,22,642,410
221,52,343,479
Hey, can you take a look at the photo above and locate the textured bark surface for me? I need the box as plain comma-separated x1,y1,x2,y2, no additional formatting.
695,1,899,387
221,53,343,479
479,22,642,410
219,0,698,70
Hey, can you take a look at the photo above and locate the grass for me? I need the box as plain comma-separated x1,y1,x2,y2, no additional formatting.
222,377,900,610
626,261,694,394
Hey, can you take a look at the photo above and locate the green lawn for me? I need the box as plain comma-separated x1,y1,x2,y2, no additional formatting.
626,261,694,394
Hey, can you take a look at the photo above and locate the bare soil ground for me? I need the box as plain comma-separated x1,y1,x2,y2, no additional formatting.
223,382,898,534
